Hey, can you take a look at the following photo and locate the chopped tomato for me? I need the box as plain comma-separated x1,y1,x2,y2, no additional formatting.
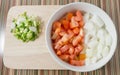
79,20,84,27
74,10,83,21
66,12,73,21
79,28,84,37
51,10,85,66
52,21,61,31
70,17,79,28
51,32,58,40
69,54,75,60
61,34,69,44
68,45,74,54
74,46,82,55
55,28,61,33
52,28,61,40
73,28,80,35
77,44,83,51
55,35,61,42
57,50,62,56
67,29,74,39
59,31,66,36
60,45,69,53
59,28,66,36
54,42,62,50
80,37,84,43
62,20,69,29
70,60,85,66
72,35,82,46
59,54,70,62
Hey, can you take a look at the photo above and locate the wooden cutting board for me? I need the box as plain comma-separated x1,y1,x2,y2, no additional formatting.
3,5,66,69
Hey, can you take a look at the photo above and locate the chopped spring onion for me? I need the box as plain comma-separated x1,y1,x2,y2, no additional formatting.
11,12,41,42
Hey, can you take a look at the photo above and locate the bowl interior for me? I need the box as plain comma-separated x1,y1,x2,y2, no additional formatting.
46,2,117,72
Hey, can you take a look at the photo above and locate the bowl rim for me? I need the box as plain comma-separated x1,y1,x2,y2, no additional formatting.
45,2,117,72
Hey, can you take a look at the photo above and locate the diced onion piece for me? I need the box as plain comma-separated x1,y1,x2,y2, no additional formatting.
84,21,96,31
96,53,102,61
16,17,26,25
90,15,104,28
97,43,104,54
97,28,106,45
105,34,112,46
86,49,93,58
102,46,109,57
87,38,98,49
83,13,91,23
91,57,97,64
29,26,37,32
85,58,91,65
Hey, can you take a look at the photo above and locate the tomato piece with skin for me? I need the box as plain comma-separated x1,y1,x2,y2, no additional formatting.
59,31,67,36
52,21,61,31
70,60,85,66
61,34,69,44
74,47,82,55
72,35,82,46
60,45,69,53
57,50,62,56
68,45,74,54
74,10,83,21
59,54,70,62
51,28,61,40
54,40,62,50
52,10,85,66
77,44,83,51
55,35,61,42
79,28,84,37
73,28,80,35
62,20,69,29
70,17,79,29
66,12,73,21
67,29,74,39
69,54,75,60
79,20,84,27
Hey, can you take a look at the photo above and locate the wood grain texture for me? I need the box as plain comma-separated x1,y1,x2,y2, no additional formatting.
0,0,119,75
4,5,65,69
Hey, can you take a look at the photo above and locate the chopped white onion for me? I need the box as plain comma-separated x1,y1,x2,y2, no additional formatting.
85,58,91,65
91,57,97,64
16,17,26,25
83,13,92,23
29,26,37,32
102,46,109,57
87,38,98,49
84,13,112,65
86,49,93,58
90,15,104,28
105,34,112,46
84,21,96,31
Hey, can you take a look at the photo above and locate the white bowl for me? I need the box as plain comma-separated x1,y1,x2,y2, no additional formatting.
45,2,117,72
